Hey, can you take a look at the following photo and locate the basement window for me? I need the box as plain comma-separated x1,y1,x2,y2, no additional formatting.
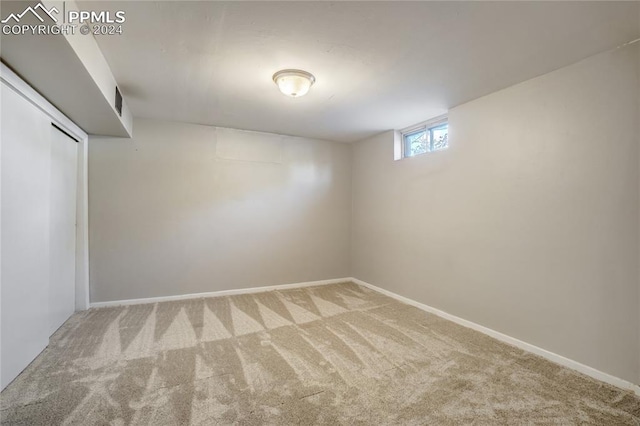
401,116,448,158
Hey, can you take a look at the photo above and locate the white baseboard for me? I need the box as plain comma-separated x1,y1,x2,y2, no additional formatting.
89,277,351,308
89,275,640,395
350,277,640,396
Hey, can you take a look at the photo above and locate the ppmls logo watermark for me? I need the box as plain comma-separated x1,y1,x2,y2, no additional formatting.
2,2,125,36
1,3,58,24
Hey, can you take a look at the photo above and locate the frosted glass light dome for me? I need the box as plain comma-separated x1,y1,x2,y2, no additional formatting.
272,69,316,98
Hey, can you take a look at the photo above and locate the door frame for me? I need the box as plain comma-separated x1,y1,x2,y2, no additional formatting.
1,62,90,311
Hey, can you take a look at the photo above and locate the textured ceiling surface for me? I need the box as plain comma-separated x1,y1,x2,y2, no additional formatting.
86,1,640,142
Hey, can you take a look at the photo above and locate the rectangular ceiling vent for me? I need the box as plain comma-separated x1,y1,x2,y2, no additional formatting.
115,86,122,117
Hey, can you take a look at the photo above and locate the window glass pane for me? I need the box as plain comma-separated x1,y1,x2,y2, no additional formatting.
403,129,429,157
430,123,448,151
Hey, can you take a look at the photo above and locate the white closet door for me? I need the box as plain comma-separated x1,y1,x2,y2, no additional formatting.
0,83,51,390
49,126,77,335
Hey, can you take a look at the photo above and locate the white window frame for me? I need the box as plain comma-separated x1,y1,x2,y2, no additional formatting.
398,114,448,159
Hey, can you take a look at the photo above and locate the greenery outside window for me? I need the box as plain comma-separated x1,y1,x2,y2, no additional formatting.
401,117,448,158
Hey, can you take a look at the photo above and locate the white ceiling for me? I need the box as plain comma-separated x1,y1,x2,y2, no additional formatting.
86,1,639,142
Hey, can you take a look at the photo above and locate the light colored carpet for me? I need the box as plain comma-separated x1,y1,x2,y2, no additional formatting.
1,282,639,425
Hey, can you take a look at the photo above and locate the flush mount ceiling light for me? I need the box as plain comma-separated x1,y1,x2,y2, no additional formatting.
272,69,316,98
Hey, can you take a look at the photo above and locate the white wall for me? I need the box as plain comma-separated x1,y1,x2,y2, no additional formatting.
89,119,351,302
352,44,640,384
